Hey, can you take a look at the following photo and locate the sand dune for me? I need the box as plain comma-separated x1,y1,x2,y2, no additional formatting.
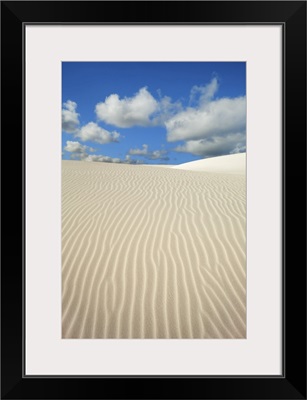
173,153,246,174
62,159,246,338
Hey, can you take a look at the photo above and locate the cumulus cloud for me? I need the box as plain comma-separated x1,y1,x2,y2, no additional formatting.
63,77,246,161
150,150,169,161
174,132,246,158
62,100,80,133
62,100,121,146
83,154,142,164
189,77,219,105
95,87,158,128
124,155,143,164
63,141,142,164
83,154,121,163
152,94,183,125
128,144,169,161
129,144,149,156
164,77,246,158
64,140,96,160
76,122,120,144
64,141,95,154
166,96,246,142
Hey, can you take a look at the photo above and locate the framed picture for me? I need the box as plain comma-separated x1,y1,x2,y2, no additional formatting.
1,1,306,399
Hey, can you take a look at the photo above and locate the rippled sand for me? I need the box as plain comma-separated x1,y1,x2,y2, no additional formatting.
62,157,246,338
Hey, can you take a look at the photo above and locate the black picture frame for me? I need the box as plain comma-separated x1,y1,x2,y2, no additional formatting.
1,1,306,399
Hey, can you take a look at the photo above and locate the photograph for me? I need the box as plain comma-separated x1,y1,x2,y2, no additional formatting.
61,62,247,339
1,0,306,398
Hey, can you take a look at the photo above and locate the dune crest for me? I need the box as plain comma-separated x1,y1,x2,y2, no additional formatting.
172,153,246,175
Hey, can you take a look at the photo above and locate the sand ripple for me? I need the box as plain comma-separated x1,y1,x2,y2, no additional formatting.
62,161,246,338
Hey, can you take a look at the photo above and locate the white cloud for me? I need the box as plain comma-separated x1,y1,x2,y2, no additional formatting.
83,154,121,163
174,132,246,158
62,100,80,133
230,143,247,154
83,154,143,164
189,77,219,105
63,141,142,164
62,100,121,146
166,78,246,158
76,122,120,144
150,150,169,160
166,96,246,142
95,87,158,128
63,79,245,161
152,94,183,125
128,144,149,156
64,141,95,154
128,144,169,161
64,140,96,160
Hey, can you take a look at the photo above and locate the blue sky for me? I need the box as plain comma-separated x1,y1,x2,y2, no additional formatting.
62,62,246,165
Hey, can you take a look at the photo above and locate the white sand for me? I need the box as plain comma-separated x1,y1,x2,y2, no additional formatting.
173,153,246,174
62,156,246,339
